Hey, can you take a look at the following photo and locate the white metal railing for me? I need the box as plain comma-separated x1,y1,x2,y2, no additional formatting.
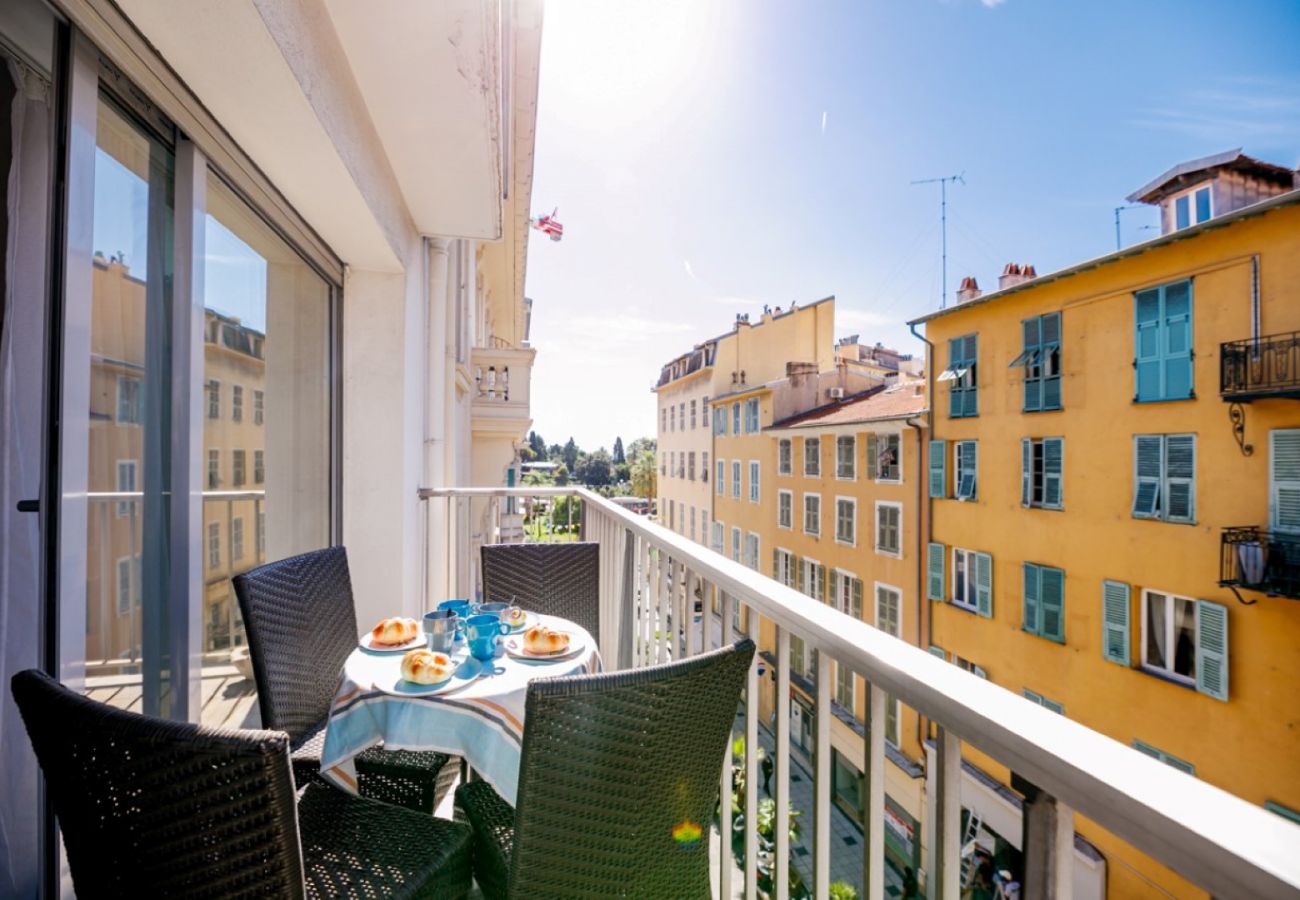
419,486,1300,900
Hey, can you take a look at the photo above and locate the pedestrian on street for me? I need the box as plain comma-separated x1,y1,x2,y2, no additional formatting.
761,753,774,796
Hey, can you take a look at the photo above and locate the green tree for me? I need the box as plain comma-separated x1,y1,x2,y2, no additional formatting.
553,463,570,486
575,448,614,486
562,437,579,471
547,443,563,460
627,436,656,460
528,430,546,458
549,494,582,532
630,449,657,500
612,436,625,464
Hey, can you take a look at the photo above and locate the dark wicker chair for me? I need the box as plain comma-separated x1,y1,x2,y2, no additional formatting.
480,542,600,640
456,639,756,899
232,546,457,812
11,669,472,899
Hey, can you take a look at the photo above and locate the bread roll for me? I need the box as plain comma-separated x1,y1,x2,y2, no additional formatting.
371,617,419,647
401,649,454,684
523,625,571,654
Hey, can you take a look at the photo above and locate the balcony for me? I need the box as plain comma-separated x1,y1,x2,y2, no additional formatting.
1220,332,1300,401
1220,526,1300,600
470,345,536,439
423,486,1300,899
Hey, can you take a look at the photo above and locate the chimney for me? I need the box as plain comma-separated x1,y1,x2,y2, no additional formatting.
999,263,1036,291
956,276,982,304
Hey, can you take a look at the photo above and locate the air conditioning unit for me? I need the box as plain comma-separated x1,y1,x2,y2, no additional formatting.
827,387,845,399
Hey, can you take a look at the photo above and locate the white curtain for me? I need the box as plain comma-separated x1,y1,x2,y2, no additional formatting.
0,58,51,899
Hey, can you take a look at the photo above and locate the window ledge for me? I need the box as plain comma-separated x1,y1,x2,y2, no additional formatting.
835,539,857,548
1139,665,1196,691
1023,504,1065,512
1022,628,1065,645
874,547,902,559
949,600,980,615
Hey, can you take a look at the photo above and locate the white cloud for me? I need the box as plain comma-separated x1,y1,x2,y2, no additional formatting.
683,259,699,282
821,110,828,135
980,0,1006,6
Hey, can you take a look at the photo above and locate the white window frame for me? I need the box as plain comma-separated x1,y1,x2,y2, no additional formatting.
834,496,856,546
749,460,760,503
744,397,760,433
115,459,138,518
1172,183,1213,230
1139,588,1198,686
777,489,793,529
232,517,245,562
207,521,221,569
716,459,725,495
731,525,742,562
833,568,859,616
254,449,265,484
874,500,902,557
711,522,725,553
774,548,796,587
115,375,141,424
253,388,265,425
802,557,823,601
732,401,741,434
207,448,220,490
731,460,742,499
778,438,792,476
836,434,856,480
231,384,243,422
952,547,978,611
744,532,760,570
876,432,902,483
803,492,821,536
207,379,221,419
804,437,821,477
955,440,978,501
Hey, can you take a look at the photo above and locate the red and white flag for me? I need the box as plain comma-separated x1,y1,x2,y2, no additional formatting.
531,208,563,242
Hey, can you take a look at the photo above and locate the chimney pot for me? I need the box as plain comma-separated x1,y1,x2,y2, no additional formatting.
999,263,1035,290
956,275,982,304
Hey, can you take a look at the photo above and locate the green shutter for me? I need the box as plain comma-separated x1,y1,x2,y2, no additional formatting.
929,439,947,498
1164,435,1196,523
1133,435,1163,517
797,558,805,594
866,433,878,481
1195,600,1228,701
773,548,780,578
1022,317,1043,412
1021,438,1032,507
1042,312,1062,410
1101,580,1131,665
1022,563,1040,634
1272,430,1300,531
829,569,840,608
852,577,863,619
1040,566,1065,642
818,564,827,602
1162,281,1193,400
927,542,945,601
1043,438,1064,509
975,552,993,618
929,645,946,660
1134,288,1162,401
1022,688,1043,705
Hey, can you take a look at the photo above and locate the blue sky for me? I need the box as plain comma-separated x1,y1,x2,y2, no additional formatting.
522,0,1300,450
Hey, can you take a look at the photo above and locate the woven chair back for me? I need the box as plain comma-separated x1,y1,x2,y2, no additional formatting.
11,669,304,898
509,639,755,898
232,546,358,741
480,542,600,639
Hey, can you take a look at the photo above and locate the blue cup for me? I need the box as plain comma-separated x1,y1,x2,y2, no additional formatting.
465,614,509,662
476,601,522,624
423,609,457,654
437,599,473,639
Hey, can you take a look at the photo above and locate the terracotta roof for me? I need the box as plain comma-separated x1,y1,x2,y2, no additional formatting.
769,382,927,429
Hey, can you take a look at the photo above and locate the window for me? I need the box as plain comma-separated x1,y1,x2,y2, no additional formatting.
954,655,988,679
702,451,709,483
207,449,220,489
257,511,266,557
1133,740,1196,775
773,549,796,587
1133,434,1195,523
732,402,741,434
688,451,696,482
777,490,793,529
699,511,709,545
670,406,676,432
836,435,856,479
749,461,760,502
254,449,265,484
207,522,221,569
207,379,220,419
802,558,825,601
690,399,697,429
803,493,821,536
116,557,133,615
868,433,900,482
711,522,725,553
661,408,667,432
778,438,792,475
689,507,696,541
232,517,245,562
115,460,138,518
941,334,978,417
231,384,243,422
875,502,901,555
1021,437,1063,509
232,450,246,487
713,407,726,436
954,440,977,501
835,497,856,545
875,584,902,745
731,460,742,498
804,438,821,476
1173,185,1212,231
1270,430,1300,533
1135,280,1193,402
253,389,265,425
928,439,946,498
1022,562,1065,642
731,526,742,562
116,376,143,423
951,547,993,616
1013,312,1062,411
1022,689,1065,715
744,398,760,433
716,459,725,495
1141,589,1228,699
679,402,685,432
744,532,760,569
831,571,863,712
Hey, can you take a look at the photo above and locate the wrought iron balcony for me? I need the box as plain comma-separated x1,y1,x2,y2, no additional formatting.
1220,526,1300,600
1220,332,1300,401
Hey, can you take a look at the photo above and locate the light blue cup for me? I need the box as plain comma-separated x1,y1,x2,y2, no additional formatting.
465,613,509,662
437,599,473,639
423,609,457,654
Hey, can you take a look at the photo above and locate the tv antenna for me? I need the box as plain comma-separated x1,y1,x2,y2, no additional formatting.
1113,205,1143,250
911,173,965,309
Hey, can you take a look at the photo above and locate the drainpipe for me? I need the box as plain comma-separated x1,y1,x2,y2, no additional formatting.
908,322,936,752
906,414,926,750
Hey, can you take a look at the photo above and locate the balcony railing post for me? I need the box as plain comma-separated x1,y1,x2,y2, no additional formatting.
618,526,635,670
775,626,791,900
865,682,886,900
1014,773,1075,900
814,651,832,899
935,727,963,899
744,601,760,899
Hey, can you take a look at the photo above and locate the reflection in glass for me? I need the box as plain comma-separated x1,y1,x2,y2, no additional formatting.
84,96,173,717
200,172,331,725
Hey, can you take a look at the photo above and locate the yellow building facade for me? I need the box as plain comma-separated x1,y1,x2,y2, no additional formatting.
913,189,1300,897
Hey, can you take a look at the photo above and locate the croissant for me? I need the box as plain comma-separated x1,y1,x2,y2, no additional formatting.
523,625,571,654
401,649,454,684
371,617,419,647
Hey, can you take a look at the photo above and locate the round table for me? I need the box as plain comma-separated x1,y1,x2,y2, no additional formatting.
320,616,600,806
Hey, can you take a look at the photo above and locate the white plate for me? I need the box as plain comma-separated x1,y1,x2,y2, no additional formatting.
374,654,481,696
504,612,538,633
359,631,426,653
503,633,583,662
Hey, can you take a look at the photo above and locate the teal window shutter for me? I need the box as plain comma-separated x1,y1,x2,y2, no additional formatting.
797,558,805,594
852,577,863,618
928,645,946,659
929,439,947,498
1023,687,1043,705
1164,434,1196,523
948,334,979,417
964,335,979,416
975,552,993,618
828,569,839,607
818,564,828,602
1041,312,1062,410
927,542,945,600
1133,740,1196,774
1133,435,1163,517
1101,580,1131,665
1195,600,1228,701
865,433,878,481
1022,563,1040,634
1135,288,1163,401
1162,281,1193,400
1043,438,1064,509
1021,439,1032,507
1021,317,1042,412
1040,566,1065,642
